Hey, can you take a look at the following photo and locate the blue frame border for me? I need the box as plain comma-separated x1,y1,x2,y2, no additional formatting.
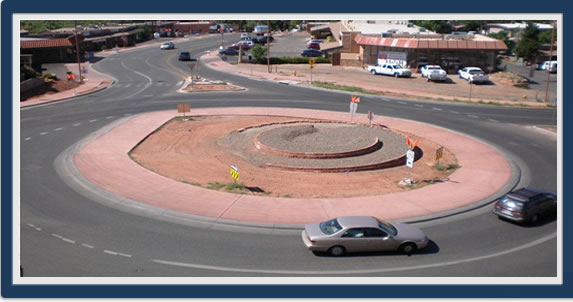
2,0,569,298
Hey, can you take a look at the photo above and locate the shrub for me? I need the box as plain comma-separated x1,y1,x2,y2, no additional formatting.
21,65,39,81
254,56,331,65
42,73,58,80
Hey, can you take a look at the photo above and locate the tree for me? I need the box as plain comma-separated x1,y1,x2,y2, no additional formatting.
250,45,267,63
488,31,515,55
411,20,453,34
514,22,541,63
538,28,556,44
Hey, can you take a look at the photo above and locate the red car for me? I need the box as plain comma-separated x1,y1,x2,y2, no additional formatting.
306,42,321,50
228,41,253,50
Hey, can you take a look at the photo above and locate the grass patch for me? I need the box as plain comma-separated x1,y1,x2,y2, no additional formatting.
312,81,376,94
179,180,201,186
173,116,195,121
207,182,249,194
434,163,460,172
207,182,226,190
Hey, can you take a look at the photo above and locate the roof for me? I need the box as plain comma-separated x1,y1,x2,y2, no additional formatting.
354,34,507,50
337,216,378,228
486,22,554,31
20,38,75,49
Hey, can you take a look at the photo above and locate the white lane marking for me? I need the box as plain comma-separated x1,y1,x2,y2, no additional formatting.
449,110,460,114
415,104,424,107
73,123,81,126
106,116,114,119
119,60,154,98
82,243,95,249
24,137,31,141
104,250,132,258
62,238,76,244
488,118,499,122
39,132,48,136
89,119,97,123
35,227,42,231
432,107,443,111
123,113,132,116
380,98,390,102
399,101,407,104
176,81,183,86
153,233,556,275
54,127,63,131
28,224,36,228
51,233,63,239
125,83,132,88
156,82,164,86
468,115,479,118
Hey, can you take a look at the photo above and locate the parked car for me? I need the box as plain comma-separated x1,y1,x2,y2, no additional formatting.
420,65,447,82
307,42,321,50
493,188,557,224
160,42,175,50
458,67,489,83
218,48,239,56
178,51,191,61
240,32,250,39
228,41,253,50
302,216,429,256
368,64,412,78
539,60,557,73
253,35,273,44
301,49,323,57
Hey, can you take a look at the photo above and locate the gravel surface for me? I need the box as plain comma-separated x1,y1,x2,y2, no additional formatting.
220,121,407,168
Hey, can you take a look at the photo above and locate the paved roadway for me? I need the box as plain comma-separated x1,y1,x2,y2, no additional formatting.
20,33,558,278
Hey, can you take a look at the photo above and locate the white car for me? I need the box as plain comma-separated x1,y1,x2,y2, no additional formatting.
237,40,254,48
420,65,448,82
539,61,557,73
458,67,489,83
368,64,412,78
159,42,175,50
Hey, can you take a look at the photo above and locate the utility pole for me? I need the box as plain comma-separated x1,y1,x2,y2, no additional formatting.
544,20,556,103
267,20,271,73
220,25,224,49
74,21,83,83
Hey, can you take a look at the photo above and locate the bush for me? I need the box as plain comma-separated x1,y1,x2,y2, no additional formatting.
42,73,58,80
326,35,335,42
21,65,39,81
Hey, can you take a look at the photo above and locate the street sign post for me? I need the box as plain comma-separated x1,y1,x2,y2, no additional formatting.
436,146,444,165
350,96,360,121
368,110,373,125
177,104,190,116
309,58,315,83
230,164,239,183
406,149,415,168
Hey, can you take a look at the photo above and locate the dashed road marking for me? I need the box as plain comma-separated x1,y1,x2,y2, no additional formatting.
62,238,76,244
156,82,164,86
449,111,460,114
124,83,132,88
73,123,81,126
51,233,63,239
106,116,114,119
89,119,98,123
40,132,48,136
123,113,132,116
104,250,132,258
25,137,31,141
488,118,499,122
28,224,36,228
468,115,479,118
82,243,95,249
432,107,443,111
399,101,407,104
54,127,63,131
415,104,424,108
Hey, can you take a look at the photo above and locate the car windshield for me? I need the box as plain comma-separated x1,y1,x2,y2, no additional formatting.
392,65,402,69
377,220,397,236
428,66,440,70
319,218,343,235
469,70,483,74
499,196,524,209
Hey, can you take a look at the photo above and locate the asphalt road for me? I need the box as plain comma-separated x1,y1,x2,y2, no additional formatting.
20,33,558,279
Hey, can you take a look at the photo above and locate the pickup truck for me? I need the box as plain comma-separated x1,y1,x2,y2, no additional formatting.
458,67,489,83
420,65,447,82
368,64,412,78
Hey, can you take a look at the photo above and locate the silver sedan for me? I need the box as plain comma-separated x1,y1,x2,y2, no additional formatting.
302,216,429,256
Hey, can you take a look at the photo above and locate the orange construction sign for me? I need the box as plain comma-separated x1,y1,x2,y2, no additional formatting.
351,96,361,103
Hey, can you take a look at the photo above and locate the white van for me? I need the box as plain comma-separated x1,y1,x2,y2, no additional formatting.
253,25,268,36
540,61,557,73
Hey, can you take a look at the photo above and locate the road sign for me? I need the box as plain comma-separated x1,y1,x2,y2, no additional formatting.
177,104,190,115
436,146,444,160
406,150,415,168
230,164,239,182
368,111,373,124
309,58,315,69
351,96,361,103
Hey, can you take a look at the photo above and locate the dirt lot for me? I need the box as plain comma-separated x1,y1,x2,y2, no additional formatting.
129,115,458,198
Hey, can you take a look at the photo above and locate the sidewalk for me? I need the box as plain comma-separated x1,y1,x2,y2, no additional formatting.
203,52,552,107
73,107,514,227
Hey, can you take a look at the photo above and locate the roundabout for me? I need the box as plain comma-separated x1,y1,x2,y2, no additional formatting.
72,107,513,224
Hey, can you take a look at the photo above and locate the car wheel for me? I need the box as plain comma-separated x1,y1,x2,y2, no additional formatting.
394,73,399,78
427,78,430,82
530,214,539,223
399,243,417,254
328,246,345,256
371,70,376,75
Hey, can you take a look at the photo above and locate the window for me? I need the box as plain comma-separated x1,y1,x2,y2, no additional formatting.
364,228,388,238
342,228,365,238
319,218,343,235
